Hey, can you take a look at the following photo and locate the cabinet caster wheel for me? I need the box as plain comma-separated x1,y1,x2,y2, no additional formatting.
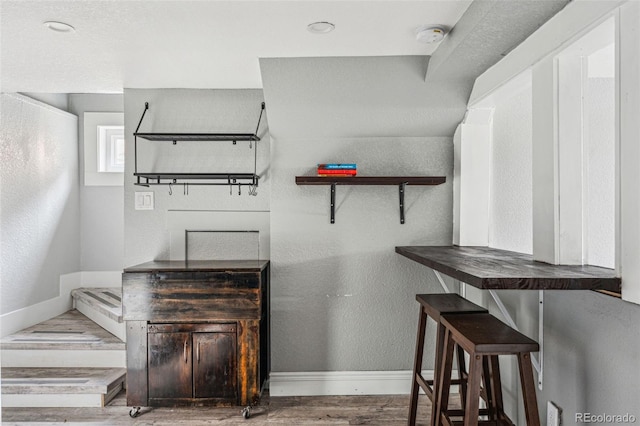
129,407,141,418
242,406,251,419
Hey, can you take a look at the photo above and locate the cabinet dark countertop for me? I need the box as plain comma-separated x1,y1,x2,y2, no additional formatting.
395,246,621,292
123,260,270,273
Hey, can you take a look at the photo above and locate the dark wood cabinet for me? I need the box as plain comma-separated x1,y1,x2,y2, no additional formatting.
148,329,192,400
123,260,269,408
193,331,236,399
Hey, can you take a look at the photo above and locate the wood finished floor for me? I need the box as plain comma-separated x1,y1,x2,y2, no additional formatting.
1,390,438,425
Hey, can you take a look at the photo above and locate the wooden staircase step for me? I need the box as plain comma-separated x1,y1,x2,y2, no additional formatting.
72,288,125,341
71,288,123,322
1,310,125,368
0,367,126,407
0,310,124,351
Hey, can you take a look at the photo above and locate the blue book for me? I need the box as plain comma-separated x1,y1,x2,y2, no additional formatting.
317,163,357,170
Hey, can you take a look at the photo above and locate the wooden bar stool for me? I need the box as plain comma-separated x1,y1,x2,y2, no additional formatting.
435,313,540,426
408,294,488,426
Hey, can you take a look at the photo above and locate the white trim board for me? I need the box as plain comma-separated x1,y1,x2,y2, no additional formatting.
269,370,434,397
0,271,122,337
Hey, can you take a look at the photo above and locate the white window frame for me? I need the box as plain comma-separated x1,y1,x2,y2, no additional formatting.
84,112,124,186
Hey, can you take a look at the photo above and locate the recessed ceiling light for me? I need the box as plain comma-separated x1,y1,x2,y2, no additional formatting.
43,21,75,33
415,25,446,44
307,21,335,34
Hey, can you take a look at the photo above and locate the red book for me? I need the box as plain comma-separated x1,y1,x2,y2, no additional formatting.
317,174,357,177
316,168,357,175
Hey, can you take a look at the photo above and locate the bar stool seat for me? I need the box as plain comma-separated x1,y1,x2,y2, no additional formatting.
409,294,488,426
435,313,540,426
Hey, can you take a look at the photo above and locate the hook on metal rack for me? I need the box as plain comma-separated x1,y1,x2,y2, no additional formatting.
238,184,241,196
169,183,173,196
183,183,189,195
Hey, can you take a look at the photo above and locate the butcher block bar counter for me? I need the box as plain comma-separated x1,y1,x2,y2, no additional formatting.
395,246,621,292
122,260,270,411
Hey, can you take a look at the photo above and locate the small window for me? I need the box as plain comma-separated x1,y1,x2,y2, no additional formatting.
84,112,124,186
98,125,125,172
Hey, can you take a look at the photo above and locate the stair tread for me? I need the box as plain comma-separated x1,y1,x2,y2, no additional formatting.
72,288,122,323
1,367,126,394
0,310,125,350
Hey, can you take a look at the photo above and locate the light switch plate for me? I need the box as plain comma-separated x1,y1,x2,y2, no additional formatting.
135,191,154,210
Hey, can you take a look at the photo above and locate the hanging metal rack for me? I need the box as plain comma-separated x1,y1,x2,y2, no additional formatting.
133,102,265,190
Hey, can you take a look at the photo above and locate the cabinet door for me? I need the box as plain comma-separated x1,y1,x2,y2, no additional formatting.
148,331,192,399
193,332,237,399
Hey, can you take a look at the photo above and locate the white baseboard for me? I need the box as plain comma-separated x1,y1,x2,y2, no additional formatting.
1,271,122,337
269,370,434,396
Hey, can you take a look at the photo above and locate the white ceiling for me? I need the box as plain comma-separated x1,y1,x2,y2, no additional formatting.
0,0,472,93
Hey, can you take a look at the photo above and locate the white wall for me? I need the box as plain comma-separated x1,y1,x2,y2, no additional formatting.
465,0,640,422
123,89,269,267
585,77,615,268
488,85,533,254
68,94,124,271
0,93,80,314
261,56,453,372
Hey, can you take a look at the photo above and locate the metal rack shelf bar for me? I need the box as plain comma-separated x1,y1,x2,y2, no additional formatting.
133,133,260,142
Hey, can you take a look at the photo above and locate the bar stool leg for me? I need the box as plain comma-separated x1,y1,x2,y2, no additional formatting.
518,353,541,425
489,355,505,422
408,307,428,426
433,328,456,426
463,353,483,426
456,344,468,410
481,356,494,421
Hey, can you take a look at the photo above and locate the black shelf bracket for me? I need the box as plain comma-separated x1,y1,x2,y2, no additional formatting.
399,182,407,224
330,183,336,224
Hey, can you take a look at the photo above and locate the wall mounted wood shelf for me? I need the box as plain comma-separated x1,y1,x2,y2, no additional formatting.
133,102,265,189
295,176,446,224
395,245,621,292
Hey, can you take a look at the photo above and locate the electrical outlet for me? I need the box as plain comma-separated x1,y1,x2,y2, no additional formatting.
547,401,561,426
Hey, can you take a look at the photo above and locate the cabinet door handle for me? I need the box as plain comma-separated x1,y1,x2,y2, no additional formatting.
196,341,200,363
184,340,188,363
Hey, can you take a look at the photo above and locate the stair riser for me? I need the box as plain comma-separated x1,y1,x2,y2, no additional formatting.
75,300,126,342
1,391,119,408
1,350,125,368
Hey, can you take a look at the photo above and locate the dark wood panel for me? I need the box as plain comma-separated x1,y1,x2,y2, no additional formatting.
122,273,261,321
194,332,237,399
123,260,269,273
237,319,260,406
125,321,147,407
395,246,621,291
148,323,236,333
260,265,270,389
295,176,446,185
148,331,192,399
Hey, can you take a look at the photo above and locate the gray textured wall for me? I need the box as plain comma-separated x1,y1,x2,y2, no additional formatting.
261,56,454,371
0,94,79,313
68,94,124,271
123,89,269,267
